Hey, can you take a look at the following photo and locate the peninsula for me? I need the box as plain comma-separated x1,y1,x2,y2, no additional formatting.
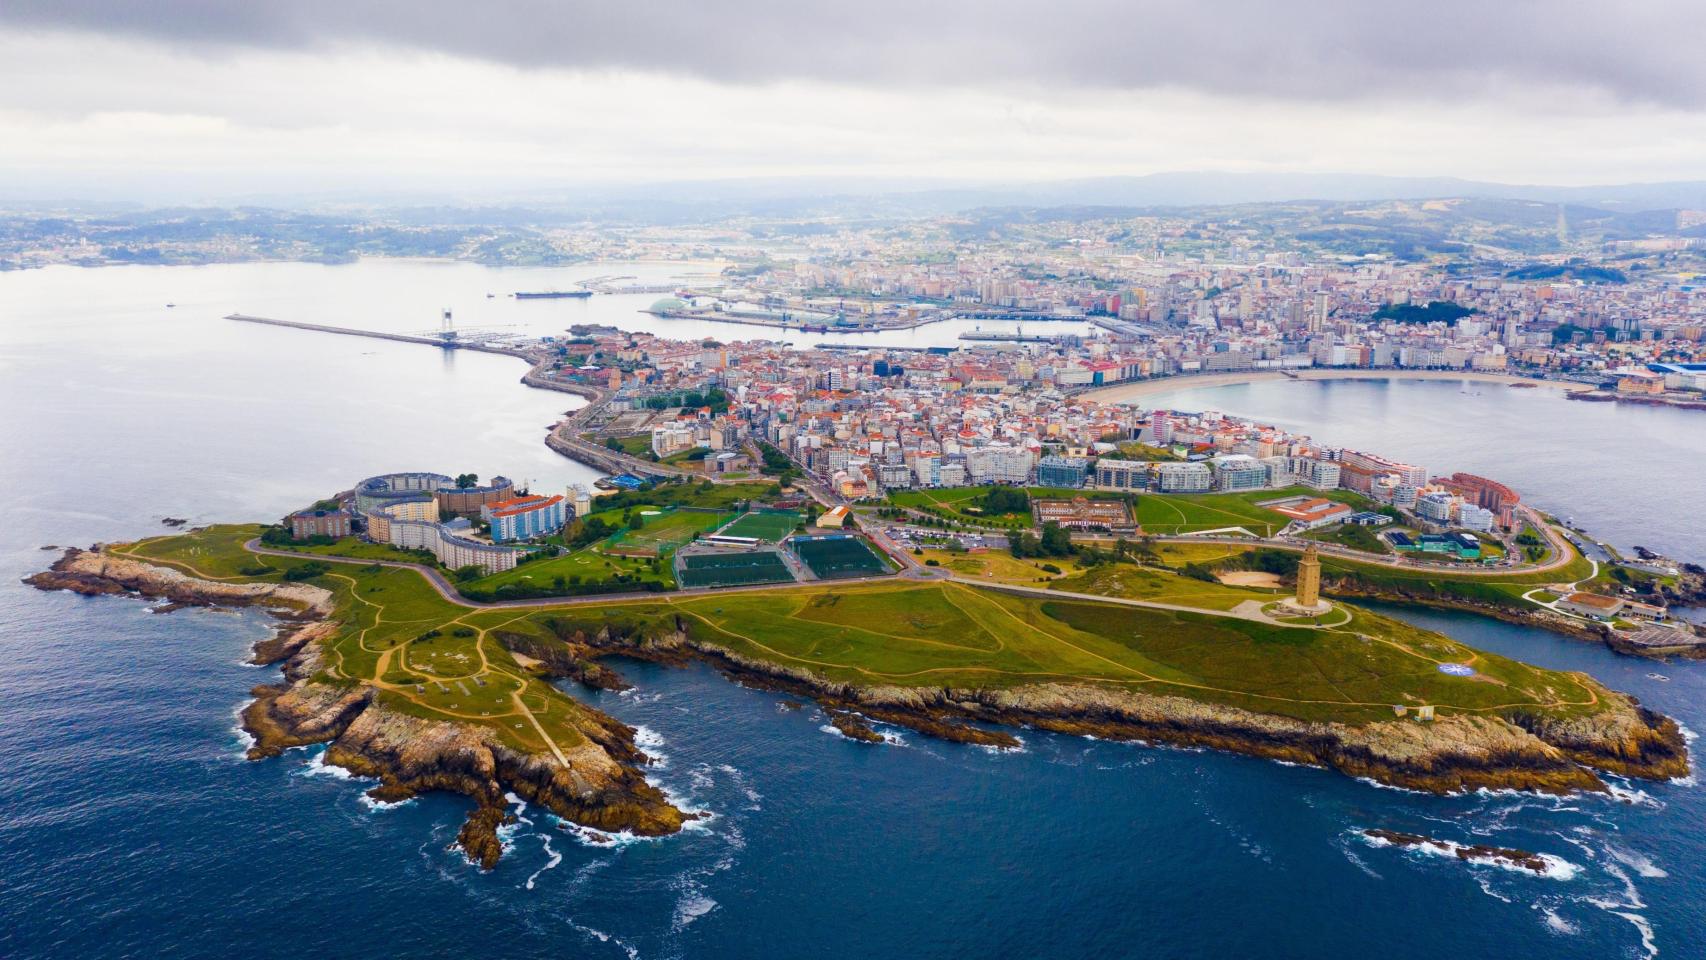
28,510,1689,868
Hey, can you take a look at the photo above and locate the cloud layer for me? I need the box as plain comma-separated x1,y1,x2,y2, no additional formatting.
7,0,1705,106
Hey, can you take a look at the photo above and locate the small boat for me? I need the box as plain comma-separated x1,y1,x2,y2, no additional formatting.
1647,673,1670,682
165,303,176,308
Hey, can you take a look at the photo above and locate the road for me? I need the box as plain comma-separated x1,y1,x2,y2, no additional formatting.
244,539,930,611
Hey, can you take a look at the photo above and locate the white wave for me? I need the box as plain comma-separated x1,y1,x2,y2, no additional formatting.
1667,774,1695,787
1359,831,1580,880
1539,907,1579,936
230,702,255,754
524,833,563,891
359,793,415,812
569,921,641,960
1340,847,1382,880
553,818,661,849
295,748,371,782
1351,776,1430,796
1474,874,1513,903
1607,845,1668,879
1595,861,1648,910
979,735,1026,755
1612,911,1659,959
672,894,717,930
1603,780,1663,809
633,725,668,768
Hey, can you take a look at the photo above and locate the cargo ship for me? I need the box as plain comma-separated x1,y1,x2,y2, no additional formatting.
513,290,592,299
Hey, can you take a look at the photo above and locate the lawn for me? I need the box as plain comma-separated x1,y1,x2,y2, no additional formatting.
1050,562,1284,612
112,525,1618,752
463,543,674,596
608,434,653,457
604,507,733,555
916,548,1088,584
257,536,440,567
541,580,1608,726
590,479,776,514
1303,523,1391,555
117,524,274,579
715,510,804,542
1133,486,1371,537
889,485,1111,527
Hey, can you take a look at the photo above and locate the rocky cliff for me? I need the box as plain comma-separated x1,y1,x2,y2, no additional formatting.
555,616,1688,795
28,548,686,868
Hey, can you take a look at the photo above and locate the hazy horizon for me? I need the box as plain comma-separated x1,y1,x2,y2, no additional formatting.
6,1,1706,204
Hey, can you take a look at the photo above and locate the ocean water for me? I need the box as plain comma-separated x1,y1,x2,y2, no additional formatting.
2,262,1702,958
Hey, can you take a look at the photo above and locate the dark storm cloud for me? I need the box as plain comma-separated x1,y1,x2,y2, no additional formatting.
7,0,1704,106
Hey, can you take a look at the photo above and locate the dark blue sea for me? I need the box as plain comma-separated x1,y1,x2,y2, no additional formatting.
2,263,1701,958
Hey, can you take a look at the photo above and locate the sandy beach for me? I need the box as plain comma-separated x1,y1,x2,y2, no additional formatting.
1084,369,1591,404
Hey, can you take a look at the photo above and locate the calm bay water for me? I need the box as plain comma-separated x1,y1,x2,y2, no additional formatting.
1,262,1702,959
1136,377,1706,563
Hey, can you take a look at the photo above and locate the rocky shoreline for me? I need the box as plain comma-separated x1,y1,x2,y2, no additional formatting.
1567,390,1706,412
530,615,1690,796
25,546,1693,864
25,548,687,869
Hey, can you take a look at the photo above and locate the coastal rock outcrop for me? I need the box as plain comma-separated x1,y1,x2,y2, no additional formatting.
26,548,334,617
561,615,1688,795
28,548,686,869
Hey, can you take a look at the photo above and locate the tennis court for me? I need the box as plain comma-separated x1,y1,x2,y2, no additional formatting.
676,549,797,588
714,509,803,543
791,535,889,579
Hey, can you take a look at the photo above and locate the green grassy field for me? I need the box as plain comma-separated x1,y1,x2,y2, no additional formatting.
715,510,803,542
109,525,1616,750
1133,486,1372,537
534,580,1606,725
604,507,732,555
917,549,1090,584
465,543,674,595
1303,522,1392,555
258,536,440,567
1050,562,1285,612
888,485,1106,527
609,434,653,457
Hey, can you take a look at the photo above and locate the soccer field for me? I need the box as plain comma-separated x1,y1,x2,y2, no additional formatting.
677,549,797,588
792,535,889,579
715,510,803,543
603,508,730,557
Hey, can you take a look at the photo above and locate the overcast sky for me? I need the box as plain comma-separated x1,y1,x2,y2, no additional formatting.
4,1,1706,203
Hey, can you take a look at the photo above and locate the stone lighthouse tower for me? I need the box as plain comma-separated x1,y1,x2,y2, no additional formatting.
1285,543,1329,615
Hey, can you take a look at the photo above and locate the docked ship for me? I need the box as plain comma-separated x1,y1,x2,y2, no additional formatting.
513,290,592,299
